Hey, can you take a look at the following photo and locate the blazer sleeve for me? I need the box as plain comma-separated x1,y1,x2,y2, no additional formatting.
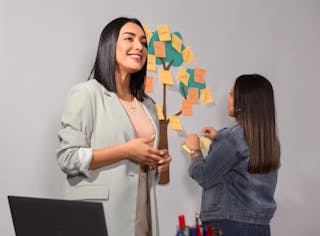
56,83,94,176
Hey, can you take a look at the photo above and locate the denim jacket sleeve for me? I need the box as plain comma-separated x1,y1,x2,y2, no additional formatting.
189,126,246,190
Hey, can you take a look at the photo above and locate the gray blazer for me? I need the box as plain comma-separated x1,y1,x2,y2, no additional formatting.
57,79,160,236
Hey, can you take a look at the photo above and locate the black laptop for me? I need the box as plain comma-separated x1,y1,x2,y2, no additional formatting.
8,195,108,236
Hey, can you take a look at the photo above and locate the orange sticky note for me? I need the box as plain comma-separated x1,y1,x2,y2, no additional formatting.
156,104,165,120
153,41,166,58
159,69,174,85
143,25,152,44
156,25,171,41
171,34,182,53
177,67,190,87
169,115,183,131
182,99,193,116
182,46,194,64
194,67,206,84
201,88,214,104
145,76,153,93
147,54,156,71
188,87,199,104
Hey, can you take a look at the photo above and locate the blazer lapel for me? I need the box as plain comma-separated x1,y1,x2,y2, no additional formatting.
104,91,136,141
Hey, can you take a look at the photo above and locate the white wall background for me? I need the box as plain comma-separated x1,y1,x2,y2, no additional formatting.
1,0,320,235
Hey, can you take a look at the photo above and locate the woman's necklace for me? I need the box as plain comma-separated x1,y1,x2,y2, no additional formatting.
130,97,136,112
119,95,138,112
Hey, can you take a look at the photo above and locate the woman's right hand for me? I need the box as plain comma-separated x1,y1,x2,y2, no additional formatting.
126,136,162,167
200,126,217,140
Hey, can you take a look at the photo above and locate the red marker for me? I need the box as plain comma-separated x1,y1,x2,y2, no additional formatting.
178,215,186,229
206,225,213,236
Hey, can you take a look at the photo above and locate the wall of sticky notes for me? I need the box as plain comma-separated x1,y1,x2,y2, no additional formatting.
1,1,320,236
144,24,213,135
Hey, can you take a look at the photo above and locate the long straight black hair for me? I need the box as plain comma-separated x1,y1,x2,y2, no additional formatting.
233,74,280,173
89,17,148,101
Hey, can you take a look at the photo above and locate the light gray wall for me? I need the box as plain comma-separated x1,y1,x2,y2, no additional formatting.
1,0,319,235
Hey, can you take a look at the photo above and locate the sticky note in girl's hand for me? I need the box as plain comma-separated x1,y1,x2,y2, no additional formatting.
200,136,211,151
182,144,191,154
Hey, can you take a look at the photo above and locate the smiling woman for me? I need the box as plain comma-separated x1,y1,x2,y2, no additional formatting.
56,17,171,236
116,23,148,74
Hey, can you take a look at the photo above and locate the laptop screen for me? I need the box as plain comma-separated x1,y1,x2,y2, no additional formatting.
8,195,108,236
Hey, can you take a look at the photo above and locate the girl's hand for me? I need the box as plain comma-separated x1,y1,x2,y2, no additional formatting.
184,133,200,150
200,126,217,140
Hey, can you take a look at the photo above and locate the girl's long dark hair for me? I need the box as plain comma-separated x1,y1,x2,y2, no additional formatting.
89,17,147,101
234,74,280,173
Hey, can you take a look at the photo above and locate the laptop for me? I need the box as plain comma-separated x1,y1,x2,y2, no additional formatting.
8,195,108,236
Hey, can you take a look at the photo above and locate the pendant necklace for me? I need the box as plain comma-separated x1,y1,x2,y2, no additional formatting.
131,97,136,112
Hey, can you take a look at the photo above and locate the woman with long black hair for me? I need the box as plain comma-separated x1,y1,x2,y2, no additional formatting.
57,17,171,236
184,74,280,236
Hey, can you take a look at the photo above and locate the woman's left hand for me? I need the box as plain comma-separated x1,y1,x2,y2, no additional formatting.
157,149,172,173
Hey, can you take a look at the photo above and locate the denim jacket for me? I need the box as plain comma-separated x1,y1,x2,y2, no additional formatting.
189,124,278,225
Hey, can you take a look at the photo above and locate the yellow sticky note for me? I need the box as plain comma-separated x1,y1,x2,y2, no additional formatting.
156,25,171,41
182,144,191,154
156,104,165,120
182,99,193,116
188,87,199,104
177,67,190,87
169,115,183,131
194,67,206,84
153,41,166,58
159,69,174,85
171,34,182,53
200,136,211,151
182,46,194,65
201,88,214,104
143,25,152,44
147,54,156,71
145,76,153,93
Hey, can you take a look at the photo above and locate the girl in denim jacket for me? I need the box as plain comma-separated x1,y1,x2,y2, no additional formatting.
184,74,280,236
